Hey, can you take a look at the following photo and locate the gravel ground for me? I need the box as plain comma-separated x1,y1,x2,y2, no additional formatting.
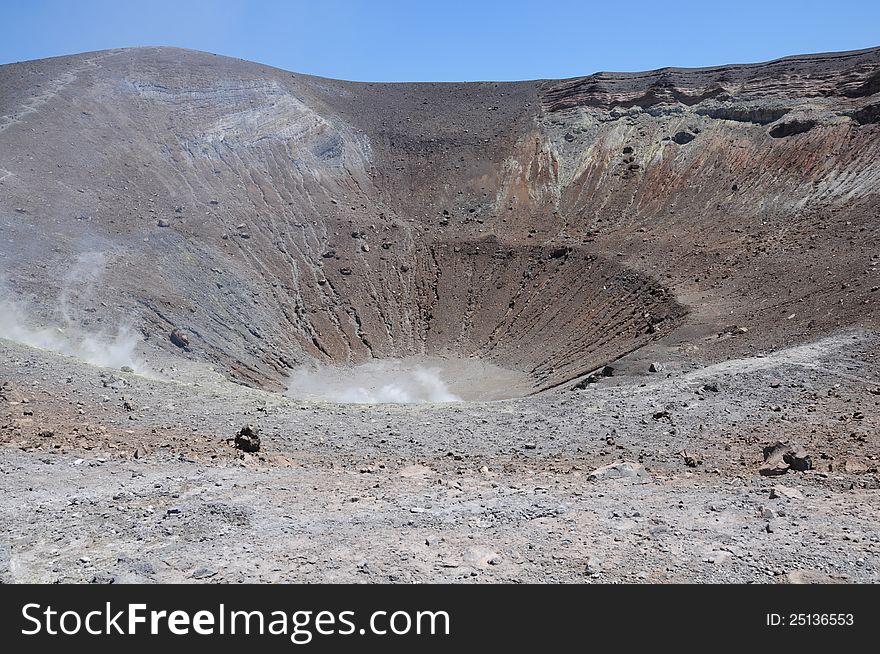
2,329,877,584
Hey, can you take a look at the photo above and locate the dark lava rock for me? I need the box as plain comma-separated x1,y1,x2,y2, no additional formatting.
760,441,812,475
235,424,261,453
573,365,614,389
170,328,189,349
768,119,816,138
784,448,813,471
851,102,880,125
672,131,696,145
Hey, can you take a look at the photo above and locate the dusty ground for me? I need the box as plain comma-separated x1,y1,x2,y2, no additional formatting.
1,328,877,583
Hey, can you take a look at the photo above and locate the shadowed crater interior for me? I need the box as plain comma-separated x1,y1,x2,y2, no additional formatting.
283,240,686,401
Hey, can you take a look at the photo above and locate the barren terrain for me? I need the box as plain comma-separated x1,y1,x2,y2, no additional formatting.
0,46,878,583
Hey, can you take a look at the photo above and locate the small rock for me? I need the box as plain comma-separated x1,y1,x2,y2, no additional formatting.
191,568,216,579
758,506,777,519
157,219,171,227
169,328,189,349
90,573,115,584
760,441,812,475
234,424,261,453
587,461,651,482
648,362,664,373
770,485,804,500
784,448,812,472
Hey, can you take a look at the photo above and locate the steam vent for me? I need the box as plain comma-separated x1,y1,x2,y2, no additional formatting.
1,46,879,399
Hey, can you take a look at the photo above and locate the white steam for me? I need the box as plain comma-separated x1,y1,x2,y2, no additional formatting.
286,360,461,404
0,301,144,370
0,253,146,372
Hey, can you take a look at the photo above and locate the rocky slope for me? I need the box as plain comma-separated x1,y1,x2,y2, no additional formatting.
1,46,877,393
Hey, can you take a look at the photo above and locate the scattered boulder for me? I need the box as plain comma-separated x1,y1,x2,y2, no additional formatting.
768,119,816,138
702,382,720,393
169,328,189,349
770,485,805,500
585,556,603,576
101,374,128,389
587,461,650,482
572,365,614,389
157,219,171,227
760,441,812,476
649,362,663,373
672,131,696,145
719,325,747,337
90,573,116,584
234,424,261,453
785,447,812,472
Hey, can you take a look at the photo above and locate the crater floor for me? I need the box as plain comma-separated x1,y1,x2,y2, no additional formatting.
0,331,878,583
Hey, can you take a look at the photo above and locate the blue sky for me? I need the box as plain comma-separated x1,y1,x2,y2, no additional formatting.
1,0,878,81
